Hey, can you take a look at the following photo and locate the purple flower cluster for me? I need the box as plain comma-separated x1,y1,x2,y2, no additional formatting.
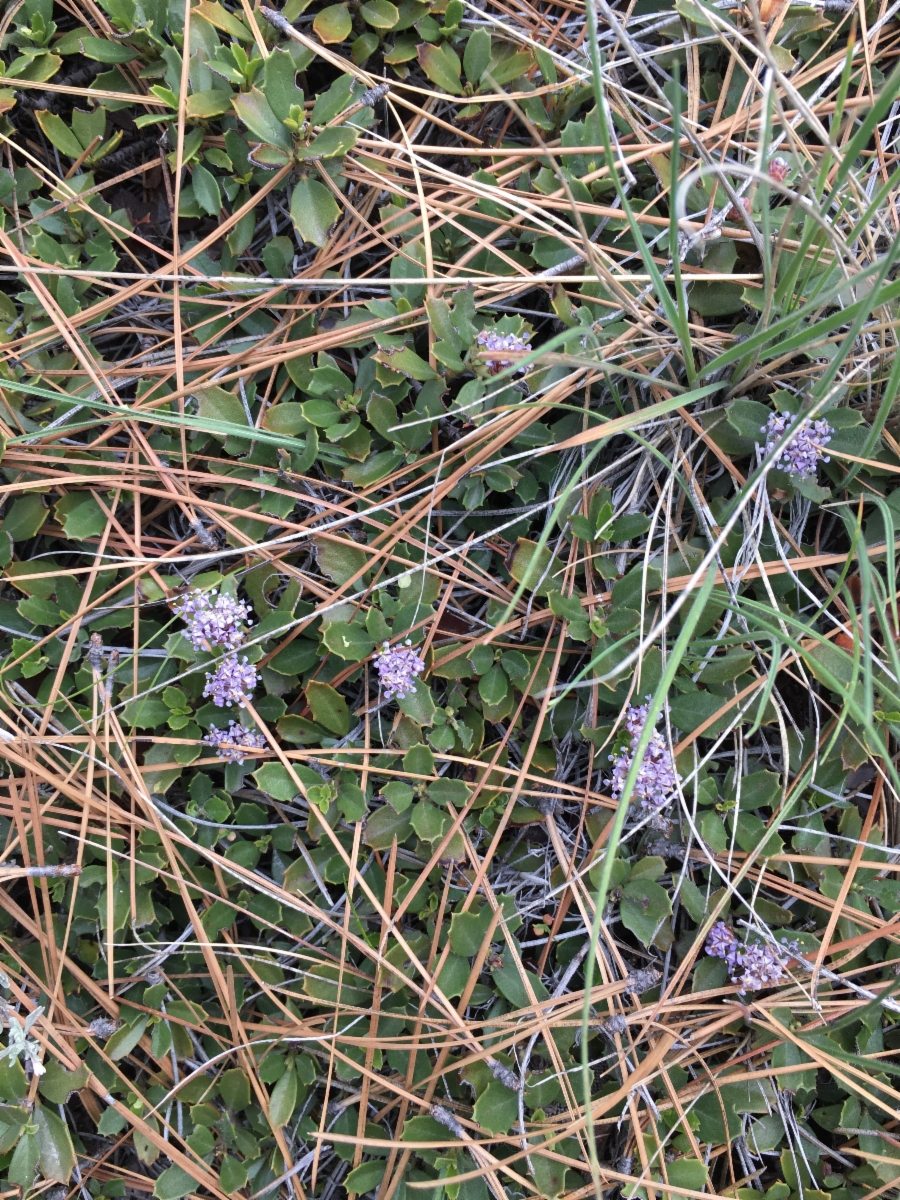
204,721,266,763
173,588,252,652
762,411,833,479
203,655,258,708
609,700,680,813
704,922,786,992
475,329,533,375
374,639,425,701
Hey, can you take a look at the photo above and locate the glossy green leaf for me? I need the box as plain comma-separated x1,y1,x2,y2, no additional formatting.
313,3,352,43
417,42,463,94
268,1065,298,1128
307,681,351,735
291,176,341,248
322,620,375,661
232,88,292,149
360,0,399,26
33,1104,76,1182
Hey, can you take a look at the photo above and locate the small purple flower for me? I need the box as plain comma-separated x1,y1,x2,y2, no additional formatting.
174,588,252,651
734,941,785,992
475,329,533,376
762,411,833,480
204,721,265,764
203,654,257,708
704,925,786,991
609,699,680,813
705,922,741,973
374,639,425,701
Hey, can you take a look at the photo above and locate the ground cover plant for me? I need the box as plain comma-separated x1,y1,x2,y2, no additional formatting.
0,0,899,1198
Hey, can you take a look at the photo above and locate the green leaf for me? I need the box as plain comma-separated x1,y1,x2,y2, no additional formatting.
153,1166,197,1200
669,690,732,738
54,493,106,541
263,402,307,435
473,1080,517,1134
534,45,557,84
687,280,744,316
692,955,728,993
33,1103,76,1182
404,742,435,777
361,0,398,26
381,781,414,813
410,800,449,843
1,494,47,541
194,0,254,40
402,1115,450,1144
296,126,358,159
449,908,491,956
219,1157,248,1192
609,513,651,542
79,35,138,62
620,879,672,948
372,345,439,381
8,1131,39,1188
262,46,305,121
38,1060,89,1105
105,1013,149,1061
531,1151,566,1200
313,3,352,42
252,763,300,803
307,681,351,735
548,590,583,622
191,162,221,217
428,778,471,808
397,683,435,726
509,538,563,595
337,775,366,821
231,88,292,149
322,621,375,662
726,397,771,444
268,1066,298,1128
464,28,491,84
315,537,368,584
346,1160,387,1194
667,1159,709,1191
290,176,341,248
484,48,533,87
7,53,62,82
219,1067,251,1111
364,803,412,850
771,1040,815,1092
96,1107,127,1136
34,110,83,157
478,664,509,706
196,385,249,438
417,41,463,94
700,811,728,853
185,88,233,118
343,450,404,486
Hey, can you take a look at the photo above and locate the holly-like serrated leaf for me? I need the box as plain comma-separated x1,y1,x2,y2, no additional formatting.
410,800,449,843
